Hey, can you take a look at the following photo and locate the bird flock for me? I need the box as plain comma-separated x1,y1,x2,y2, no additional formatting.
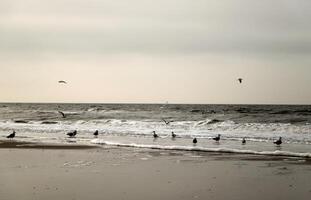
152,130,282,145
5,125,283,146
4,117,283,147
150,119,283,146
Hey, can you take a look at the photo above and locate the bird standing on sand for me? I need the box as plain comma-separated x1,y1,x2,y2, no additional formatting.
153,131,159,138
58,111,66,118
67,130,77,138
238,78,243,83
93,130,99,137
6,131,16,139
171,132,176,138
242,137,246,144
213,134,221,142
274,137,282,145
193,138,197,144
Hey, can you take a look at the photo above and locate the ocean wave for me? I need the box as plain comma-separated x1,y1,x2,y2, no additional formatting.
194,119,224,126
271,109,311,116
14,120,29,124
91,140,311,158
1,118,311,143
41,121,58,124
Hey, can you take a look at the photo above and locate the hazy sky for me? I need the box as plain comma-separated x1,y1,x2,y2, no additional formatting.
1,0,311,104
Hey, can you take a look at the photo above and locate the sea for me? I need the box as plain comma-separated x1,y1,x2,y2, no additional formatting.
1,103,311,158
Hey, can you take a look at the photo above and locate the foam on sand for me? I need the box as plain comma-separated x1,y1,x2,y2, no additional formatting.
91,139,311,158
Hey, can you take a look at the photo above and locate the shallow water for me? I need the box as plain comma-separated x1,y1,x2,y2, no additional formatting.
1,103,311,157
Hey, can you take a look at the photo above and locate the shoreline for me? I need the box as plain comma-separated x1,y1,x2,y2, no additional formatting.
1,139,311,164
0,140,99,149
2,140,311,161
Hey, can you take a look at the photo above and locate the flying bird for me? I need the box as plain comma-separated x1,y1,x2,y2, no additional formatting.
212,134,221,142
273,137,282,145
58,111,66,118
193,138,197,144
238,78,243,83
162,119,173,125
6,131,16,139
58,80,67,84
67,130,77,138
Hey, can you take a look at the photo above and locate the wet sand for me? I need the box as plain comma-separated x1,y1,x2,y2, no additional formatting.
0,140,311,200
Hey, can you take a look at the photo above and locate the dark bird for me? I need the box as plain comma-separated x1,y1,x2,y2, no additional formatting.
193,138,197,144
171,131,176,138
58,111,66,118
93,130,99,137
242,137,246,144
67,130,77,138
6,131,15,139
273,137,282,145
238,78,243,83
213,134,221,142
58,80,67,84
153,131,159,138
162,119,173,125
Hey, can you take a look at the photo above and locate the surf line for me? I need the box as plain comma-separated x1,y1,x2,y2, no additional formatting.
91,140,311,158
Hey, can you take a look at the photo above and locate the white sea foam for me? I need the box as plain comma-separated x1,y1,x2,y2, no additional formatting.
91,139,311,158
1,118,311,144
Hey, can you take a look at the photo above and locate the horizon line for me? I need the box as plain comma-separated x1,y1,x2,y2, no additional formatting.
0,101,310,106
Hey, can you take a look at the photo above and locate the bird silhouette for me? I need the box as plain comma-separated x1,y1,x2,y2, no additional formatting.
153,131,159,138
58,111,66,118
58,80,67,84
238,78,243,83
67,130,77,138
162,119,173,125
193,138,197,144
274,137,282,145
171,132,176,138
93,130,99,137
213,134,221,142
242,137,246,144
6,131,15,139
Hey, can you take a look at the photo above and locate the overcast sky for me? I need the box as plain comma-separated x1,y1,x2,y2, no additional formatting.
1,0,311,104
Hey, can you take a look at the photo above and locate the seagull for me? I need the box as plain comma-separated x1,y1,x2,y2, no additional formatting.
193,138,197,144
6,131,16,139
152,131,159,138
58,80,67,84
273,137,282,145
93,130,99,137
171,132,176,138
58,111,66,118
212,134,221,142
67,130,77,138
162,119,173,125
242,137,246,144
238,78,243,83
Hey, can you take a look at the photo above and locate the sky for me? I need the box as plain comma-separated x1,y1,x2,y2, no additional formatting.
0,0,311,104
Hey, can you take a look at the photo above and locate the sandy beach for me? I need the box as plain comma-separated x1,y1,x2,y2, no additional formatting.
2,0,311,198
0,140,310,200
